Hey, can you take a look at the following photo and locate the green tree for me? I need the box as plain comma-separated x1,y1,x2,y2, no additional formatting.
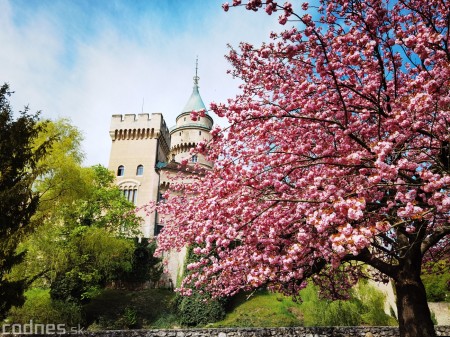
9,120,142,305
0,83,51,319
32,118,88,224
49,226,135,304
29,165,141,303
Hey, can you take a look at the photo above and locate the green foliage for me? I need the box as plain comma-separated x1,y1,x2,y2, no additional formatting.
118,307,138,329
212,281,396,328
0,83,52,319
7,288,82,326
119,239,163,285
176,245,227,326
422,261,450,302
83,289,177,329
51,164,141,236
8,120,142,306
355,280,396,326
49,226,135,304
32,118,87,219
176,293,226,326
299,281,396,326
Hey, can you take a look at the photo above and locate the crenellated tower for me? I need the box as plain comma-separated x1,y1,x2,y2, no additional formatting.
108,113,170,237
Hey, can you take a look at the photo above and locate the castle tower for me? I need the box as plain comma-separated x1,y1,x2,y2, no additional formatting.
108,113,170,238
169,59,214,168
156,61,215,285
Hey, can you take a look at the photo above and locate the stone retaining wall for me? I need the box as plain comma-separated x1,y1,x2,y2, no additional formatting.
73,326,450,337
3,326,450,337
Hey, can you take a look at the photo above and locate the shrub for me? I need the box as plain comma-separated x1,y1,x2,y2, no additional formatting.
422,262,450,302
177,293,226,326
175,245,227,326
299,281,395,326
7,288,82,326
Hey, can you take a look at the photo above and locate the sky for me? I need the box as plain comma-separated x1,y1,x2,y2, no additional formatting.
0,0,282,166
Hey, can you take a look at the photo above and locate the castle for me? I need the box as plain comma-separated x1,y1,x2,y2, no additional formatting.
107,64,213,239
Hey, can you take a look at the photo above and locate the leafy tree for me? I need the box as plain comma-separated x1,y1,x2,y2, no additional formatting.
9,120,142,304
34,165,140,303
0,83,51,319
32,118,88,223
156,1,450,336
49,226,135,304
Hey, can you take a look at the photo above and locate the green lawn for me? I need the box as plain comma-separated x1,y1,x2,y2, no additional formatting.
210,290,303,328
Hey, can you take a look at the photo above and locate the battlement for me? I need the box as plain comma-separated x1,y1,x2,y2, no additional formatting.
110,113,170,144
111,113,164,129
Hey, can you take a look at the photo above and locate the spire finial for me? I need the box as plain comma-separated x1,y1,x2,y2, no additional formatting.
193,56,199,86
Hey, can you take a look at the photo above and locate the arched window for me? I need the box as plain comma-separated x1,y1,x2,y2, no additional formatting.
117,165,124,176
199,131,202,135
191,155,198,163
122,188,138,205
136,165,144,175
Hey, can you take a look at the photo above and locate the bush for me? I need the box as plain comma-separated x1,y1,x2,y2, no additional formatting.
83,288,177,330
356,280,396,326
118,239,163,286
7,288,82,326
299,281,395,326
422,262,450,302
177,293,226,326
175,245,226,326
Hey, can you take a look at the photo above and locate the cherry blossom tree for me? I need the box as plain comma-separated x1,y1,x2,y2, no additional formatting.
154,1,450,336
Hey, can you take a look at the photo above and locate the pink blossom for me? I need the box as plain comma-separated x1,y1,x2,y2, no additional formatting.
151,2,450,333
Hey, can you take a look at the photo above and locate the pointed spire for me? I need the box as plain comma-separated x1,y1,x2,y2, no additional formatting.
193,56,199,87
181,57,207,114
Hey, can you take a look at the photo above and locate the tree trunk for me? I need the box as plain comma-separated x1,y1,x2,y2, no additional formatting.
394,272,436,337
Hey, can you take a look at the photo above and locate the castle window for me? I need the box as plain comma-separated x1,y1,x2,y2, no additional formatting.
184,117,186,121
136,165,144,175
191,155,198,163
123,188,138,205
179,132,181,136
199,131,202,135
155,224,164,236
117,165,124,176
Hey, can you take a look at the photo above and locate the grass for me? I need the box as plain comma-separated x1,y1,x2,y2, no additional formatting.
210,289,303,328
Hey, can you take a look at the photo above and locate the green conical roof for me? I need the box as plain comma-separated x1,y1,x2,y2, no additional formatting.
182,84,207,113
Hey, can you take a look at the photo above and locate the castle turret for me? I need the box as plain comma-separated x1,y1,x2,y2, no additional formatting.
169,60,213,168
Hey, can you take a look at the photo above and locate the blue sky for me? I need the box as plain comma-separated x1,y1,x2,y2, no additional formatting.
0,0,281,166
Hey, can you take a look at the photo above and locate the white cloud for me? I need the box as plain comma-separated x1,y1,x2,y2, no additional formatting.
0,0,284,166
